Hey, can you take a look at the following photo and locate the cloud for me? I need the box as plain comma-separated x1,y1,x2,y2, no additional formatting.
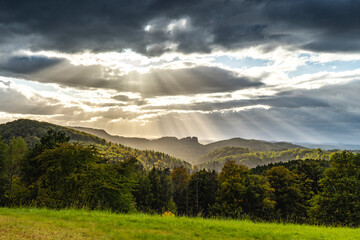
0,85,81,115
262,0,360,52
141,87,331,112
1,76,358,144
146,83,360,142
125,66,264,97
0,82,146,122
1,0,360,55
143,95,329,112
0,79,10,86
111,94,131,102
0,57,263,97
142,79,360,114
1,0,360,144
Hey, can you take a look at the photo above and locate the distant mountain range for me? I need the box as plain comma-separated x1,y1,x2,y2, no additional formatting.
295,142,360,151
72,126,304,164
1,119,349,171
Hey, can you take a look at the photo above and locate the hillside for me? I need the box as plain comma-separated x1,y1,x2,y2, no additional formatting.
196,147,337,172
72,126,304,163
72,126,151,146
0,119,107,147
1,208,358,240
197,146,252,164
0,119,191,170
206,138,303,152
96,143,192,171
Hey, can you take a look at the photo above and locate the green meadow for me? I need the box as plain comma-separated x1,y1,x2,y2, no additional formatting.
0,208,359,240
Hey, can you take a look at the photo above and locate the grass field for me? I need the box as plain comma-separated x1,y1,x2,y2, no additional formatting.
0,208,359,240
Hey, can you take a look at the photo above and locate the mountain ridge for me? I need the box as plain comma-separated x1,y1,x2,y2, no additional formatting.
71,126,304,163
0,119,307,168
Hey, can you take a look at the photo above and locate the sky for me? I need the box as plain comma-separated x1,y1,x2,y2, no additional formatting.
1,0,360,144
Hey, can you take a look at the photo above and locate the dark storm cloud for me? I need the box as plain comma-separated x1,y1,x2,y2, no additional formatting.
0,55,63,74
111,95,148,106
1,0,359,55
112,95,131,102
4,57,263,97
262,0,360,52
125,66,264,97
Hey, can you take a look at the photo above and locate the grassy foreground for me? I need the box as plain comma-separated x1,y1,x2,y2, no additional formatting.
0,208,359,240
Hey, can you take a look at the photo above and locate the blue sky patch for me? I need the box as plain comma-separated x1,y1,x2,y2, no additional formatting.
289,60,360,78
213,56,273,69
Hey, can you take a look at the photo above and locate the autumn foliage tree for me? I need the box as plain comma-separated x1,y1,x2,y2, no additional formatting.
264,166,305,221
212,161,253,218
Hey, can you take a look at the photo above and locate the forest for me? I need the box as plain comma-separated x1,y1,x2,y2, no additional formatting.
0,129,359,227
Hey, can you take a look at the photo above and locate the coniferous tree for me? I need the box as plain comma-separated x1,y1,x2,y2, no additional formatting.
188,169,218,217
171,167,189,215
134,174,154,212
22,129,70,186
145,167,173,214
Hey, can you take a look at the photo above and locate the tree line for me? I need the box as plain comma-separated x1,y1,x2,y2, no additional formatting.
0,130,359,227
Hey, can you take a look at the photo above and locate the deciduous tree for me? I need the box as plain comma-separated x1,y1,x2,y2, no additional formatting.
310,151,360,226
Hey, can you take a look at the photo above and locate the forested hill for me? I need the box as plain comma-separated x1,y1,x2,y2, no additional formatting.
0,119,191,170
196,147,338,172
96,144,191,170
0,119,106,147
206,138,303,152
72,126,304,163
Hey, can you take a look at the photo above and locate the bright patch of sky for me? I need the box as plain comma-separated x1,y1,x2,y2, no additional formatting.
289,60,360,78
1,76,58,93
213,55,273,69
